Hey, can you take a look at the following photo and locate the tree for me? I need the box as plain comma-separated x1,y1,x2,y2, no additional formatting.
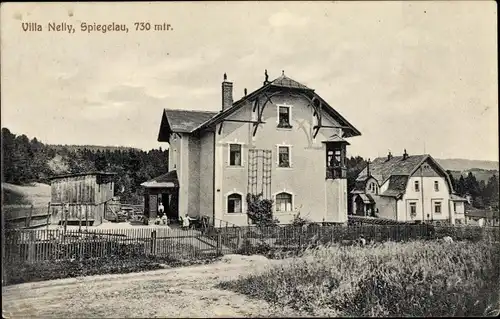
456,175,467,196
485,174,499,209
446,170,457,191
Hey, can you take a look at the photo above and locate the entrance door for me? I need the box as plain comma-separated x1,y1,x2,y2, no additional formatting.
149,195,158,219
355,196,365,216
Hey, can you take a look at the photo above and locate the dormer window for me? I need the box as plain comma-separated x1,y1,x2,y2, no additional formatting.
277,105,292,128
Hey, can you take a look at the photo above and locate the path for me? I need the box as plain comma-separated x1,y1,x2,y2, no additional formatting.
2,255,302,318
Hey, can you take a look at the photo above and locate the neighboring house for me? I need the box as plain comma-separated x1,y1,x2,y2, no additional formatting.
351,151,467,225
464,205,500,227
49,171,116,226
153,71,361,226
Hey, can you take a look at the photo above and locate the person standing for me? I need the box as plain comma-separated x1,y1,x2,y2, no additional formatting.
158,201,165,218
182,213,192,230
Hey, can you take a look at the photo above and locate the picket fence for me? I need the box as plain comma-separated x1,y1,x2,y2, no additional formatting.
3,223,498,266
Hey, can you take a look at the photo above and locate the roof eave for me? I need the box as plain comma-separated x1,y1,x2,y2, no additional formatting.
157,110,172,142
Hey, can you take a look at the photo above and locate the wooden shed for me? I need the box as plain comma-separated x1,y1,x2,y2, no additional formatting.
49,171,116,226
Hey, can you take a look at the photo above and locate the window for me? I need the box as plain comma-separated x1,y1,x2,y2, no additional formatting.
434,202,442,214
229,144,241,166
227,193,242,213
414,181,420,192
409,202,417,218
278,106,292,128
278,146,290,168
326,143,346,179
434,181,439,192
453,202,457,213
275,192,293,212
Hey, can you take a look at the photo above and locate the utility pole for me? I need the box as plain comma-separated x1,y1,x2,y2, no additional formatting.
420,166,425,222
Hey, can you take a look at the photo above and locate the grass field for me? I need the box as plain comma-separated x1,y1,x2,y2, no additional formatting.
218,240,500,317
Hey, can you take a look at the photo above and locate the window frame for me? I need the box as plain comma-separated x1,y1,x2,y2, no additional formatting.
434,201,442,214
274,191,294,213
276,143,293,168
414,180,420,192
434,181,439,192
276,103,293,129
227,142,244,167
225,191,245,214
409,201,417,218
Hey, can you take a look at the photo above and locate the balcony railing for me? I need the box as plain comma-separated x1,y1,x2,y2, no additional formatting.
326,166,346,179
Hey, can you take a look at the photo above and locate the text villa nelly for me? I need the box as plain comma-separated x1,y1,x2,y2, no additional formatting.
22,22,132,34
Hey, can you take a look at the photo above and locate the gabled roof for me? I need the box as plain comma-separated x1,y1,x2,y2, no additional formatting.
141,170,179,188
379,175,408,198
158,109,218,140
355,154,455,197
322,134,350,144
356,155,428,183
269,74,312,90
158,73,361,142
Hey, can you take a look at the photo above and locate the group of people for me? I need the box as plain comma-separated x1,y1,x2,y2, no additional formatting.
157,201,194,229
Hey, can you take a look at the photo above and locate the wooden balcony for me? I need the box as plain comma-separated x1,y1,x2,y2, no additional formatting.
326,166,346,179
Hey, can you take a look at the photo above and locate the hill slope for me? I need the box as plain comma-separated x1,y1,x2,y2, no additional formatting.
436,158,499,171
1,182,51,206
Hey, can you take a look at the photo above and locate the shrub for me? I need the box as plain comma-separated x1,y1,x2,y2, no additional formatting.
246,193,279,227
218,240,500,317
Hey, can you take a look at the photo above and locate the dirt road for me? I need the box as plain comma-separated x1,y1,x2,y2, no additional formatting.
2,255,301,318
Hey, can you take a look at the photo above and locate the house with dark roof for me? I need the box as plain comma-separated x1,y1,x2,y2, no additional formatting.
352,151,467,225
151,71,361,226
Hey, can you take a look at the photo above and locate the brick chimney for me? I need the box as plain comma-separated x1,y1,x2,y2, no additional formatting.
222,73,233,111
367,158,371,176
403,149,409,160
387,151,393,161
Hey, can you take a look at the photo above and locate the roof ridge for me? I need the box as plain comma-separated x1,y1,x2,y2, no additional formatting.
164,108,219,114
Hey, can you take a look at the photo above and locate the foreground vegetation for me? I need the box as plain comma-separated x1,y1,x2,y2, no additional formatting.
218,240,500,317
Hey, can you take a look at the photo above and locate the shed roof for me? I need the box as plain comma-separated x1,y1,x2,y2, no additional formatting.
140,170,179,188
49,171,116,180
465,208,499,219
450,194,468,202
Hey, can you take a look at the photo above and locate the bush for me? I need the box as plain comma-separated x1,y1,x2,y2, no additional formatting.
218,240,500,317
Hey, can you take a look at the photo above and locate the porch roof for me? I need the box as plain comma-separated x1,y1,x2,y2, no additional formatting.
359,193,375,204
140,170,179,188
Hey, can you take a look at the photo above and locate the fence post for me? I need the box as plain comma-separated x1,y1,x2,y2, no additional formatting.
26,205,34,228
28,231,36,263
47,203,51,230
216,230,222,255
236,228,242,250
150,230,157,255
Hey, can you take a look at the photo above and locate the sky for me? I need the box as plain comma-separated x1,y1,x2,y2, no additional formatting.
1,1,498,161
